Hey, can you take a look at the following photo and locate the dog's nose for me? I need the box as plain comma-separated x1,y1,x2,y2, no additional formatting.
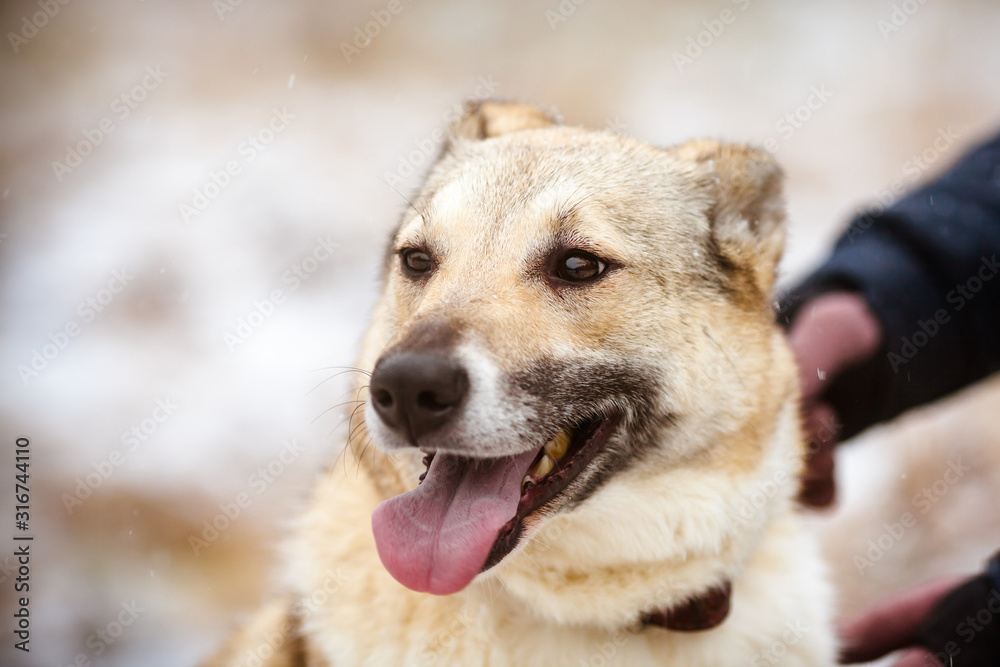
369,352,469,444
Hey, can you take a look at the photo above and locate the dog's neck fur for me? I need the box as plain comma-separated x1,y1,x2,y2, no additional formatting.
492,386,801,630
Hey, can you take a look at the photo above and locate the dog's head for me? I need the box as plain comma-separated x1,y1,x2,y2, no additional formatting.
359,102,797,614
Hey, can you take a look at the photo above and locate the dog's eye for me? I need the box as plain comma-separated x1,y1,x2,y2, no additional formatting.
554,250,607,283
400,248,433,276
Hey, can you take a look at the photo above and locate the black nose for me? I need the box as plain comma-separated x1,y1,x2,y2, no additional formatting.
369,352,469,444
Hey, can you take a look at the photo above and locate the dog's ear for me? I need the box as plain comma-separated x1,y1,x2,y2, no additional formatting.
671,140,785,297
449,101,559,143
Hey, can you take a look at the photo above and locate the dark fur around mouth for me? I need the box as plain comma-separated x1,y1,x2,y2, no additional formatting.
476,357,669,572
481,411,623,570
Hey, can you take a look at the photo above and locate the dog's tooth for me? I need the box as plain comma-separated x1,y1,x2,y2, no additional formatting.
531,454,555,480
543,431,570,460
521,475,533,493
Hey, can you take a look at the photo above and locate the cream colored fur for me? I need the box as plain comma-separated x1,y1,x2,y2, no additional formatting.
203,101,836,666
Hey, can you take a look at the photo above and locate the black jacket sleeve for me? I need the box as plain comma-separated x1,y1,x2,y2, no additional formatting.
912,550,1000,666
778,130,1000,440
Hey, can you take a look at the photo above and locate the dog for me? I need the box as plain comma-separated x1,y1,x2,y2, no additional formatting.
203,101,836,666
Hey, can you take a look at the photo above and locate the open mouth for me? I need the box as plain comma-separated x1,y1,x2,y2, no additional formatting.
370,411,622,596
482,412,622,571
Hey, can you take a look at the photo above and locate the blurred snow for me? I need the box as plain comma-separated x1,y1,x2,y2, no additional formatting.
1,0,999,664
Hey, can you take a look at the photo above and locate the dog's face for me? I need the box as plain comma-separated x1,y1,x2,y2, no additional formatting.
361,103,791,602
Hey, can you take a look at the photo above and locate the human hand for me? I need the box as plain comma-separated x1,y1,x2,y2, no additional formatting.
786,291,881,507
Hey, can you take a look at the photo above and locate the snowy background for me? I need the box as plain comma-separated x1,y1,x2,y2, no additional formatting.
1,1,1000,665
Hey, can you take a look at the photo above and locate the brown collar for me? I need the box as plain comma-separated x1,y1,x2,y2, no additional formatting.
640,580,732,632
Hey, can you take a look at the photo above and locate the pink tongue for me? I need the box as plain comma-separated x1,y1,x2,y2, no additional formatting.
371,448,539,595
